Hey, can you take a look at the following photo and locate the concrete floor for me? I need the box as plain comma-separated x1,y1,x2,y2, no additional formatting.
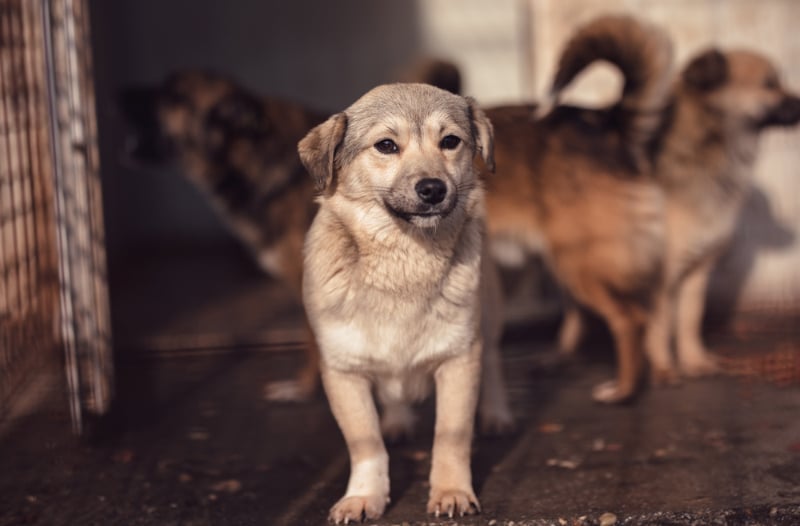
2,248,798,525
1,327,799,526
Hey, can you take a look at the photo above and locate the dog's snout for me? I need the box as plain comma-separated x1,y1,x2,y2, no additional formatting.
415,178,447,205
760,94,800,127
779,95,800,123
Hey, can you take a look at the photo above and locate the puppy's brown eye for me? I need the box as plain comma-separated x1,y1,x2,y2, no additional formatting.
440,135,461,150
374,139,399,154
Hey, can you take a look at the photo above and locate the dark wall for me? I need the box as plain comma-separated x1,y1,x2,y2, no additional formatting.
89,0,422,256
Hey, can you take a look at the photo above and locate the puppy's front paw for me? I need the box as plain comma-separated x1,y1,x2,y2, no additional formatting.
329,494,388,524
592,380,635,404
427,488,480,518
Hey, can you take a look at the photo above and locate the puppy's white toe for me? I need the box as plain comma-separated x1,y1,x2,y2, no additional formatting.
329,494,387,524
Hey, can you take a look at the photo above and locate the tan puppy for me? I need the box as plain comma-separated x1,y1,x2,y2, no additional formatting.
299,83,494,522
118,64,470,402
643,48,800,381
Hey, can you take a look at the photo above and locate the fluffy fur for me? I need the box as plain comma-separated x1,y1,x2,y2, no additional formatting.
490,14,800,401
119,71,325,400
485,15,674,403
118,64,471,402
299,83,497,522
643,48,800,381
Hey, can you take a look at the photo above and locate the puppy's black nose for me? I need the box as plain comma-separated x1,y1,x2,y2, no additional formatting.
415,178,447,205
779,95,800,123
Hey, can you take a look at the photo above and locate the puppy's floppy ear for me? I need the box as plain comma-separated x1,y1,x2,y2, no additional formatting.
467,97,495,173
683,48,729,91
298,112,347,193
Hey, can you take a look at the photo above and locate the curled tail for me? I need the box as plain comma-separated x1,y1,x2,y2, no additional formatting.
546,15,674,157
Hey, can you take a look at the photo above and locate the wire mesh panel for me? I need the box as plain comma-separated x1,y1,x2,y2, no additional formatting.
0,0,112,433
0,0,60,422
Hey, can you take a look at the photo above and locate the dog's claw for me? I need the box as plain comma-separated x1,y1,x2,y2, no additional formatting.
329,495,385,524
427,488,480,517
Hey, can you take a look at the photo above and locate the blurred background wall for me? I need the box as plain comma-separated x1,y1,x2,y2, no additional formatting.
89,0,799,318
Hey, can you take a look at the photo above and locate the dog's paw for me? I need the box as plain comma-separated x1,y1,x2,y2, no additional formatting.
263,380,311,402
679,351,719,378
427,488,480,518
329,494,388,524
592,380,635,404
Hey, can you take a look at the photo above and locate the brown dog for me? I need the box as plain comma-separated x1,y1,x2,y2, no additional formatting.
489,14,800,401
119,71,325,400
484,15,673,403
299,83,495,522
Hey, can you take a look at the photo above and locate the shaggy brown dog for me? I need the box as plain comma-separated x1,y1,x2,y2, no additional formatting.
486,14,800,401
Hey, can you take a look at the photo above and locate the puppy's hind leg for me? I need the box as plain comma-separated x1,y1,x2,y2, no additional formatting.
675,257,719,377
478,255,514,436
321,366,390,523
428,340,482,518
377,391,417,443
264,245,321,402
264,322,320,402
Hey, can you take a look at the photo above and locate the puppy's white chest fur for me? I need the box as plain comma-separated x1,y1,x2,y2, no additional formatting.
304,203,482,388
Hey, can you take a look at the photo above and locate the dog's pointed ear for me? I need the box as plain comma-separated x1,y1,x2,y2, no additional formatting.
298,112,347,193
683,48,729,91
467,97,495,173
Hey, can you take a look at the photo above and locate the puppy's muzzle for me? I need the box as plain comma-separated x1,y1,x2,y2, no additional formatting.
415,178,447,205
384,175,457,226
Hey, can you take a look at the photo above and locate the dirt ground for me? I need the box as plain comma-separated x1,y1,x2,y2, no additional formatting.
2,317,799,526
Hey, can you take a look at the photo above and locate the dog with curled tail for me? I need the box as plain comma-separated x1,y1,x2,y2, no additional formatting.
299,83,496,522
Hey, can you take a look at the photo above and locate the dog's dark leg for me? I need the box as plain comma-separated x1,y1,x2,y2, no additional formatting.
645,287,680,386
594,314,645,403
557,302,585,356
478,253,514,435
583,286,646,403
